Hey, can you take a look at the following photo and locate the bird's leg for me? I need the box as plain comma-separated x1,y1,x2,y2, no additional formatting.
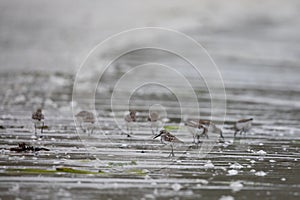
150,123,155,135
219,131,225,142
87,126,91,136
204,128,209,139
126,123,130,136
193,129,198,144
195,134,201,148
192,133,196,144
168,145,175,157
197,133,200,143
34,122,37,135
234,129,238,137
130,122,133,134
90,125,94,135
200,128,207,139
79,123,85,133
41,121,44,133
220,130,224,140
127,122,132,137
171,145,175,157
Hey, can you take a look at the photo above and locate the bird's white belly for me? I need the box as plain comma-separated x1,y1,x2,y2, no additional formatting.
236,121,252,130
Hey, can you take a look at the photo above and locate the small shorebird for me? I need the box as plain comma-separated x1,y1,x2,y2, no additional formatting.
75,111,95,134
234,118,253,137
124,110,136,135
185,119,224,144
153,130,183,157
32,108,44,135
148,111,160,134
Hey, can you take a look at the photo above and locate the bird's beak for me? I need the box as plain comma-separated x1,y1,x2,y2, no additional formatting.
153,134,160,139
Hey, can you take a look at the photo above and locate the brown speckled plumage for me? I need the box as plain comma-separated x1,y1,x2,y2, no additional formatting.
185,119,224,143
148,111,159,122
124,110,136,135
234,118,253,137
76,110,95,134
76,111,95,123
153,130,183,157
32,108,44,121
32,108,45,135
125,111,136,122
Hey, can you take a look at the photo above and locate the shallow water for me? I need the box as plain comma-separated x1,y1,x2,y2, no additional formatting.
0,67,299,199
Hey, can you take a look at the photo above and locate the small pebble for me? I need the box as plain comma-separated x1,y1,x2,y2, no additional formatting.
150,181,157,186
229,163,243,169
120,144,128,148
172,183,182,191
196,179,208,185
227,169,238,176
257,150,267,155
219,195,234,200
230,181,243,192
255,171,267,176
204,160,215,169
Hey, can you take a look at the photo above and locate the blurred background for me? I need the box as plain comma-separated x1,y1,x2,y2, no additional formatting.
1,0,300,75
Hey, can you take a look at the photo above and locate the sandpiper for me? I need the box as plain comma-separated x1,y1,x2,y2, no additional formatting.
32,108,45,135
198,120,224,141
153,130,183,157
124,110,136,135
185,119,224,144
75,110,95,134
234,118,253,137
148,111,160,134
